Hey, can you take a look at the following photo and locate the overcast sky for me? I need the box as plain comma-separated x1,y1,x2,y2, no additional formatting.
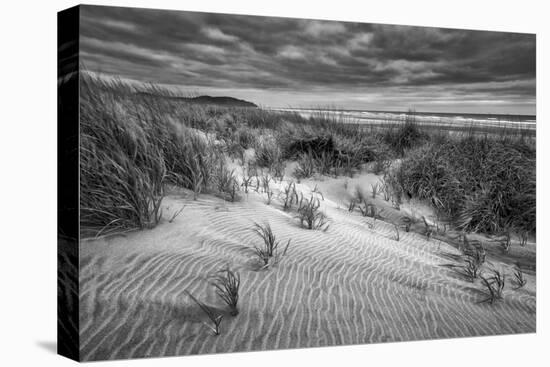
79,5,536,114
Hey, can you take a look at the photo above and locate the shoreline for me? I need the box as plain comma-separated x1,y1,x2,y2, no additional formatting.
268,108,536,132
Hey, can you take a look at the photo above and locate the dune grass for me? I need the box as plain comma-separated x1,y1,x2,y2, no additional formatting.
382,112,428,156
480,269,506,304
185,291,224,335
80,76,167,236
80,74,233,235
80,73,535,239
168,205,186,223
296,195,329,230
164,126,216,199
211,268,241,316
252,222,291,269
499,230,512,253
395,134,535,235
281,181,299,211
460,235,486,282
213,159,240,202
513,266,527,289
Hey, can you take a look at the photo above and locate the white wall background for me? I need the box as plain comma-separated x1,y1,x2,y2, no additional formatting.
0,0,547,366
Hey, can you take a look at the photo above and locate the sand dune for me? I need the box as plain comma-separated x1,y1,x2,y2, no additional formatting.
79,173,536,361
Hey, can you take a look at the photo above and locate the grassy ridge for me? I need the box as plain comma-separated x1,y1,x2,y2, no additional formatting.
396,135,535,233
80,75,230,235
80,77,167,235
78,73,535,237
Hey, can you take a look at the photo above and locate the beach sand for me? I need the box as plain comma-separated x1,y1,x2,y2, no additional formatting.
79,166,536,361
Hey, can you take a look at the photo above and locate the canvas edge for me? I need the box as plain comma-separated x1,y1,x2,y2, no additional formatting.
57,4,81,362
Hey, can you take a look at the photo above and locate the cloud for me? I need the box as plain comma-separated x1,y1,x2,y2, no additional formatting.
184,43,227,56
348,32,373,50
201,27,239,42
78,5,536,114
304,20,346,37
278,45,306,60
98,19,138,32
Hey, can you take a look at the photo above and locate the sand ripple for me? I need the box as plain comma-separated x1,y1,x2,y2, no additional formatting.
79,191,536,361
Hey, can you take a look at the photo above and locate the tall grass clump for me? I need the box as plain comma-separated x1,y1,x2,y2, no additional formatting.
255,136,283,169
233,125,258,150
79,74,228,236
163,126,217,199
80,76,166,236
213,159,240,202
396,135,535,234
285,130,381,178
383,111,427,156
293,152,316,179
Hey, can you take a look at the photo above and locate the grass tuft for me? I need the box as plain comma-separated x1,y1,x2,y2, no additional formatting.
211,268,241,316
185,291,223,335
252,222,291,269
213,160,240,202
382,111,427,156
480,269,505,304
281,181,299,211
513,266,527,289
296,195,329,230
461,235,486,282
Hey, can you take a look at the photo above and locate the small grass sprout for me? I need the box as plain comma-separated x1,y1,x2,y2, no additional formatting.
480,269,505,304
513,266,527,289
296,195,329,230
168,205,185,223
252,222,291,269
185,291,223,335
211,267,241,316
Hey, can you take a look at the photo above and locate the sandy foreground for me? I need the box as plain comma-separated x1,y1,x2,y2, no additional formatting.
79,165,536,361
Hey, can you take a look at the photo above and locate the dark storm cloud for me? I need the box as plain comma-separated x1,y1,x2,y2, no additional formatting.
79,5,536,113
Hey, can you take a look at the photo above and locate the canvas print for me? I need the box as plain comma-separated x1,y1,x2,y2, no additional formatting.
57,4,536,362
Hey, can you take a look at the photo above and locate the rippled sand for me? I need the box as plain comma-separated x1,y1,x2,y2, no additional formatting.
79,172,536,361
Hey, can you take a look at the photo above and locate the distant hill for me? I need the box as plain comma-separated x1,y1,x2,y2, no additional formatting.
136,91,257,108
189,95,257,108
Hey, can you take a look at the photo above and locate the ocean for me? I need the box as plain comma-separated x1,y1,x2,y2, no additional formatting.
270,108,536,132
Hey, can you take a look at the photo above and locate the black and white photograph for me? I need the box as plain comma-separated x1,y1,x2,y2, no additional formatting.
55,4,539,362
4,0,550,366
